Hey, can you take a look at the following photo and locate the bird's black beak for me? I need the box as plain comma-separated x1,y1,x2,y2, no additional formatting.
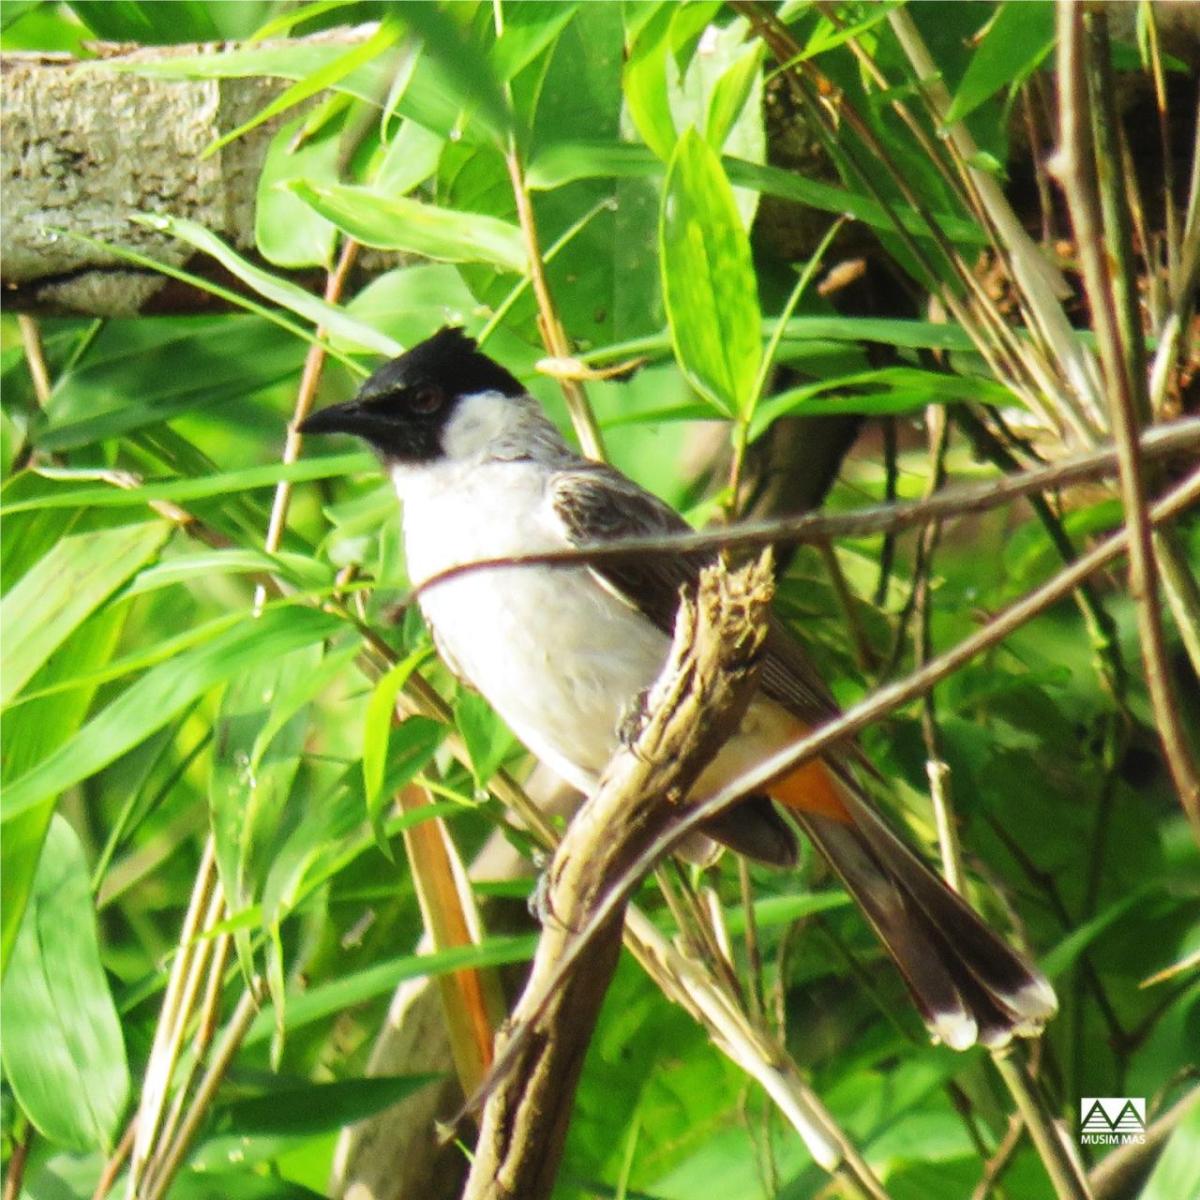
298,399,372,439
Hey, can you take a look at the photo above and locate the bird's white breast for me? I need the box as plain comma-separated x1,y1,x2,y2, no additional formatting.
393,457,672,793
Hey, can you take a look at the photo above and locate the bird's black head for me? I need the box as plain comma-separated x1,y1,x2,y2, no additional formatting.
299,327,525,462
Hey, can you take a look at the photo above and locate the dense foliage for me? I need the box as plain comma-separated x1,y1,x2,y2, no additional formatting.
1,3,1197,1199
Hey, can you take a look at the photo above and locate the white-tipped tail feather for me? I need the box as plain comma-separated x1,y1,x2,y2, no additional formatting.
793,791,1057,1050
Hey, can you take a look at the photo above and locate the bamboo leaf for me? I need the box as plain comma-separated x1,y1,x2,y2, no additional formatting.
1,452,374,515
1,521,170,706
945,2,1055,126
287,180,528,273
133,215,401,356
363,646,436,833
1,816,130,1151
660,128,761,416
215,1074,438,1137
2,606,343,824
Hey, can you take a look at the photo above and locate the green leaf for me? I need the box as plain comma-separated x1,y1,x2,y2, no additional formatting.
215,1074,439,1137
363,647,435,827
624,5,676,161
31,317,307,453
374,119,444,197
2,606,125,973
1,816,129,1152
705,41,764,151
288,180,528,274
2,605,343,825
133,215,401,356
0,452,374,515
945,3,1055,126
211,648,317,914
204,18,402,156
1042,889,1149,978
391,0,514,144
660,129,761,416
244,933,537,1044
1142,1093,1200,1200
256,111,341,269
490,0,581,82
1,521,170,705
454,690,517,789
122,548,332,601
525,141,989,244
748,365,1014,437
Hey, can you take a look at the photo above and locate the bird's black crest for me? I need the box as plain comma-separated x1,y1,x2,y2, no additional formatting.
299,327,527,462
358,327,524,405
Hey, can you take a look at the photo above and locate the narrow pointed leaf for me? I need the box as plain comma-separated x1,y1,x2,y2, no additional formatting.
1,521,169,705
2,606,342,824
288,180,527,274
1,816,130,1151
660,129,761,416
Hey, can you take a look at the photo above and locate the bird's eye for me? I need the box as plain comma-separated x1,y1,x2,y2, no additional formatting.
410,386,444,415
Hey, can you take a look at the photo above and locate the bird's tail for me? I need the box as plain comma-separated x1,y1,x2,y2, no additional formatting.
777,774,1057,1049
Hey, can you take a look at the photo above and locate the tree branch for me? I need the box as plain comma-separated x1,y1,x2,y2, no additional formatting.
462,555,775,1200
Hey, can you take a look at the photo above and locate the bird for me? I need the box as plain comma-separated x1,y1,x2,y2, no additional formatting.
300,326,1058,1050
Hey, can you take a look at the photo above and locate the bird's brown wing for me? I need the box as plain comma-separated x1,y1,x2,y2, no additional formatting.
549,464,842,728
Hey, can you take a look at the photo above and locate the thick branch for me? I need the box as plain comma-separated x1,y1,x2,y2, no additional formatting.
461,556,775,1200
0,35,397,316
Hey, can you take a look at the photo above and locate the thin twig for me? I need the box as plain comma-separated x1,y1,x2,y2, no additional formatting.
887,5,1105,438
1054,6,1200,841
970,1113,1024,1200
3,1126,33,1200
139,985,264,1200
254,237,360,613
913,407,965,892
91,1121,135,1200
992,1046,1093,1200
492,2,604,462
496,466,1200,1038
127,840,218,1195
410,419,1200,596
17,314,52,405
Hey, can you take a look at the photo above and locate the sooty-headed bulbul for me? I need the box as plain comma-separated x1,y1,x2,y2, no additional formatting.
300,327,1057,1049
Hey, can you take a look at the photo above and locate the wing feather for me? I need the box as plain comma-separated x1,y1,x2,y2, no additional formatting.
549,465,841,727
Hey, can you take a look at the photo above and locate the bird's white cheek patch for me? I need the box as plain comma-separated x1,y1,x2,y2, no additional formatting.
441,391,518,460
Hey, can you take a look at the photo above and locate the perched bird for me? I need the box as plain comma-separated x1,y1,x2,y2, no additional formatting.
301,327,1057,1049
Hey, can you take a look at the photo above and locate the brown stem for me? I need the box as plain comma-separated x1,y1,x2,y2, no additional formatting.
17,314,51,405
254,236,360,612
140,985,264,1200
411,419,1200,595
1054,6,1200,841
462,557,775,1200
3,1127,33,1200
502,150,605,460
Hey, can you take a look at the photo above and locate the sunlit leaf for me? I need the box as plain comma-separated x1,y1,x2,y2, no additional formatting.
660,129,761,416
256,110,342,269
2,606,343,825
1,816,129,1151
1,520,169,705
1,452,374,515
288,180,528,273
945,2,1055,126
133,215,401,356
